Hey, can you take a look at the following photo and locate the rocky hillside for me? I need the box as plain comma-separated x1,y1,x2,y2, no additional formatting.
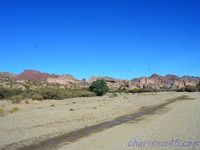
131,74,200,90
86,74,200,90
0,70,84,89
0,70,200,91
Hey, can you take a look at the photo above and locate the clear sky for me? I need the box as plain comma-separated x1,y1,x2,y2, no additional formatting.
0,0,200,79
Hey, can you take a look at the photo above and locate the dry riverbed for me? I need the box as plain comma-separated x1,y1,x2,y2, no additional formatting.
0,92,199,150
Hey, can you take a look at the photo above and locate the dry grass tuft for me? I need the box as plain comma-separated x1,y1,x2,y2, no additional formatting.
9,107,19,113
50,104,55,107
69,108,74,111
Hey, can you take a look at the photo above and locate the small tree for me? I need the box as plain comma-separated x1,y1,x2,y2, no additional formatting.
89,80,109,96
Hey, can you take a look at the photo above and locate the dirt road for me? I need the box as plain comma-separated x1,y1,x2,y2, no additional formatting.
59,93,200,150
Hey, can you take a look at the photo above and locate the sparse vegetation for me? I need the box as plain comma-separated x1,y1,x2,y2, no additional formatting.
123,95,129,99
0,80,199,102
50,104,55,107
31,93,44,101
10,95,23,104
0,87,96,101
109,93,118,98
39,87,95,100
9,107,19,113
128,88,143,93
89,80,109,96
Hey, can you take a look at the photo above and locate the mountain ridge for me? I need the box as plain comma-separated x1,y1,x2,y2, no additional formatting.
0,69,200,90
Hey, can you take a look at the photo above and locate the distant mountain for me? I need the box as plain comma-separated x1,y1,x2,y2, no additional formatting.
0,70,200,90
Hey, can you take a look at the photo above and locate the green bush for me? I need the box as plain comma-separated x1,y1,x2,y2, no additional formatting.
89,80,109,96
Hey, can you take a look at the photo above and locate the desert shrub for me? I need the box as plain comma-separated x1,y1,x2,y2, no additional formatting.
177,86,198,92
10,95,23,104
185,86,198,92
0,87,23,99
39,87,63,100
176,88,185,92
89,80,109,96
0,87,96,101
21,89,36,99
128,88,157,93
9,107,19,113
39,87,95,100
31,93,44,101
25,100,30,104
128,88,143,93
72,89,96,97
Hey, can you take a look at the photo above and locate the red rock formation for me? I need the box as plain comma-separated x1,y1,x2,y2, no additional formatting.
16,70,59,82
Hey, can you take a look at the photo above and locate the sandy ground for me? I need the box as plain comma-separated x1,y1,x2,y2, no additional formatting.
0,92,199,150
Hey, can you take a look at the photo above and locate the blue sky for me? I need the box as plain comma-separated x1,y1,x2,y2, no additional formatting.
0,0,200,79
